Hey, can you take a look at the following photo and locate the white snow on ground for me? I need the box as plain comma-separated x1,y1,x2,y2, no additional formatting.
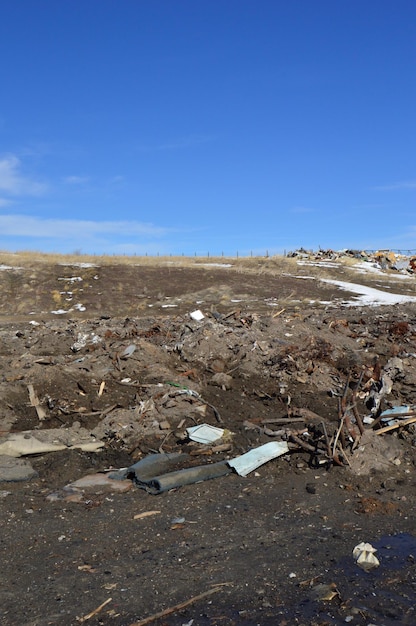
321,279,416,306
350,260,412,279
0,264,23,270
282,273,316,280
350,261,384,275
297,260,340,269
58,263,98,268
198,263,233,268
384,272,413,280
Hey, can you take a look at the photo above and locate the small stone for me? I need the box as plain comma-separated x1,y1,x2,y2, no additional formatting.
0,455,38,482
210,373,233,389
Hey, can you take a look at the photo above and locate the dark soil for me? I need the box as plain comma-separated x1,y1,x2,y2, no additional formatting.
1,260,416,626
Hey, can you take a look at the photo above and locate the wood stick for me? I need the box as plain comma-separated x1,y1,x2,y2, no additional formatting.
321,420,332,458
332,416,344,459
129,586,221,626
289,433,322,454
78,597,112,622
262,417,308,424
27,384,46,421
375,416,416,434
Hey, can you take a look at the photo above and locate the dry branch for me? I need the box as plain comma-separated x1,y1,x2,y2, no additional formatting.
129,586,221,626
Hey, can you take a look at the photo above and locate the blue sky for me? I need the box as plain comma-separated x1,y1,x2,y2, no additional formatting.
1,0,416,256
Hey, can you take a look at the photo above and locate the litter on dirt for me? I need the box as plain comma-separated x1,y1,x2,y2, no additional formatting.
353,542,380,571
228,441,290,476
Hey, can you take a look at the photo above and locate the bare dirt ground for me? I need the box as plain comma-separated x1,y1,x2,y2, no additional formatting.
0,256,416,626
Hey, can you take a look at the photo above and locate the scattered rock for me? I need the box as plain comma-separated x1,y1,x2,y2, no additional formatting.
0,455,38,482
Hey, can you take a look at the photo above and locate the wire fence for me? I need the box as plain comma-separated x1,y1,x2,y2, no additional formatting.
98,248,416,258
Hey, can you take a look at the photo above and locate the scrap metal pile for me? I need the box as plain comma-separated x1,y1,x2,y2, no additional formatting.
287,247,416,273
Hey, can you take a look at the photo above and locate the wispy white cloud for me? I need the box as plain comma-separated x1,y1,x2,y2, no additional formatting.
63,175,90,185
373,180,416,191
0,214,169,238
0,198,13,207
0,154,47,195
108,175,125,185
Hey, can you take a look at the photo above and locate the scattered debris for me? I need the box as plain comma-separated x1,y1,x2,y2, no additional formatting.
288,247,416,276
1,259,416,626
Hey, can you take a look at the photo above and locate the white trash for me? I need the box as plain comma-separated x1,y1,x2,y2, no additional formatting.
228,441,289,476
190,309,204,321
352,542,380,571
187,424,224,444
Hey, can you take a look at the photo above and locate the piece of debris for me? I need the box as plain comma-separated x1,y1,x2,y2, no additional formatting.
133,510,161,520
27,383,47,421
227,441,289,476
0,430,105,457
128,586,221,626
352,542,380,571
77,597,112,623
186,424,224,444
110,452,233,494
310,582,340,602
190,309,204,321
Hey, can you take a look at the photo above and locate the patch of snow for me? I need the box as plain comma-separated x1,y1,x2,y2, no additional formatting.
282,274,316,280
321,279,416,306
51,309,71,315
297,261,340,269
386,272,413,281
347,260,413,280
350,261,384,275
59,263,98,268
198,263,233,268
58,276,83,282
0,264,23,270
73,303,86,311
